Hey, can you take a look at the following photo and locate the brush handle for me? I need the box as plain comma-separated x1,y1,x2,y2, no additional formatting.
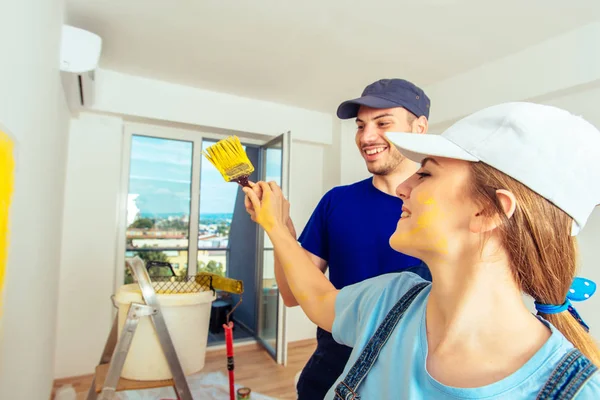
234,176,251,188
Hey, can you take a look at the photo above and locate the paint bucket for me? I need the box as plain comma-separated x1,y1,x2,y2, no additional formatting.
114,283,216,380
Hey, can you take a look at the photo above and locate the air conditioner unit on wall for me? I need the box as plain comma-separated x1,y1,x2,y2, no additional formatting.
60,25,102,110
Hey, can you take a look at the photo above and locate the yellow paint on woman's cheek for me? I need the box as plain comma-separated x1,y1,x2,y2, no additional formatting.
392,191,449,254
0,129,15,321
418,192,436,206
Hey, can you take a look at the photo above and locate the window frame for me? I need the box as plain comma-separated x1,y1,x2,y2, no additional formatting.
115,122,263,293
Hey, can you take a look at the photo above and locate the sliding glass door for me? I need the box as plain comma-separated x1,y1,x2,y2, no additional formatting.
256,131,290,365
117,124,290,362
122,132,200,281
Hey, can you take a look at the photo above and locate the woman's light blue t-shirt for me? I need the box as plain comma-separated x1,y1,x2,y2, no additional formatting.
326,272,600,399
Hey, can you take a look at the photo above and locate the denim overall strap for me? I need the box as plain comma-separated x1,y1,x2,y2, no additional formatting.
333,281,430,400
536,348,598,400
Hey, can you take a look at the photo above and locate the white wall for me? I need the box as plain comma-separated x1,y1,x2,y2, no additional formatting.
0,0,70,398
321,119,342,192
576,207,600,333
91,69,334,145
424,21,600,127
286,141,326,342
340,119,370,186
54,113,124,378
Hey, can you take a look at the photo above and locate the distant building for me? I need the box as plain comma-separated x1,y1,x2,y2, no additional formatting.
125,213,230,276
127,194,140,226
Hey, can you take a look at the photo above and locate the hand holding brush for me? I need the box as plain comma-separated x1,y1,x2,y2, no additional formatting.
244,181,296,236
242,181,290,234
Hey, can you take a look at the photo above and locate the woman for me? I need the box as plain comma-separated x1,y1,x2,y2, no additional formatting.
243,102,600,399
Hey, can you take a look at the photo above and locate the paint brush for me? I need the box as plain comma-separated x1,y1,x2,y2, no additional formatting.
202,136,254,187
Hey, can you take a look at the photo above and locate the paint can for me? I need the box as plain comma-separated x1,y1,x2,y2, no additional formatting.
237,387,251,399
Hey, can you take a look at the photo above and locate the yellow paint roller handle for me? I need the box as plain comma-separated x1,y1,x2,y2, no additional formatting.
196,272,244,294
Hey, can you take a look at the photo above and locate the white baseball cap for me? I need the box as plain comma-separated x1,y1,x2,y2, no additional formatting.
386,102,600,235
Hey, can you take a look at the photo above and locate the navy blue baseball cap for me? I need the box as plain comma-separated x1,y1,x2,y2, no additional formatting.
337,78,431,119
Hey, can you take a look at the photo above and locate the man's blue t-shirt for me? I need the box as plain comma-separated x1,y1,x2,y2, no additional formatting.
298,177,429,289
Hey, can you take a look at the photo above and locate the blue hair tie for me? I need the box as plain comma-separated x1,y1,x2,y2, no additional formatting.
534,277,596,332
535,299,571,314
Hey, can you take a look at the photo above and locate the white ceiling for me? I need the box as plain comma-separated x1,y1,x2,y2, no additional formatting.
67,0,600,113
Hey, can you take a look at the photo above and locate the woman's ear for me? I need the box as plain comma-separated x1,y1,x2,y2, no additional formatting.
496,189,517,219
469,189,517,233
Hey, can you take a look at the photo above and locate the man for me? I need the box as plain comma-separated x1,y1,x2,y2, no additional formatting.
276,79,434,399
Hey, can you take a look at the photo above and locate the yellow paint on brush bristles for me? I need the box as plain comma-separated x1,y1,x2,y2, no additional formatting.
203,136,254,185
0,129,15,322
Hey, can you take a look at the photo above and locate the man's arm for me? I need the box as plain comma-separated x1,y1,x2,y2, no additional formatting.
275,218,327,307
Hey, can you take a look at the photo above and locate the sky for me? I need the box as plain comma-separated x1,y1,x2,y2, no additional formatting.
128,135,282,219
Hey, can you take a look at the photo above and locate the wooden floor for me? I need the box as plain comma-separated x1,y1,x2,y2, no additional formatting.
51,339,316,400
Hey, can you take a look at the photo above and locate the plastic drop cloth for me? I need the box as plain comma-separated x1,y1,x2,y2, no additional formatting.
115,371,277,400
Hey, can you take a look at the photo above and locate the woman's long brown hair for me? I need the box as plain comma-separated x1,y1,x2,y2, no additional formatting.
470,162,600,366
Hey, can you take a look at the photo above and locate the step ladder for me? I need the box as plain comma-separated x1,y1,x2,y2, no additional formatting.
86,257,194,400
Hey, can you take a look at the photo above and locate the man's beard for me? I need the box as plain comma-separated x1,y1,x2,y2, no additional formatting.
367,150,405,176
